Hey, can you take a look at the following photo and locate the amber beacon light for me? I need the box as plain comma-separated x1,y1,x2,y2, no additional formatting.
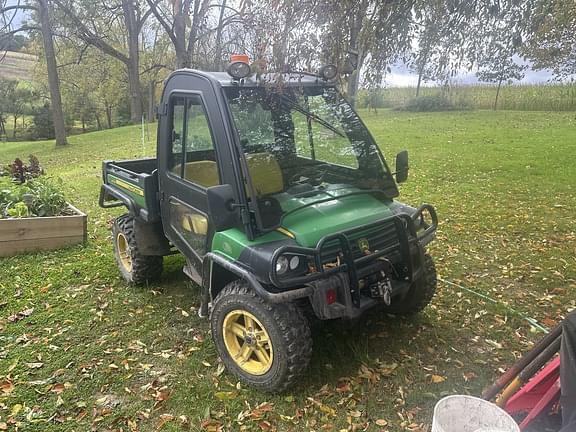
227,54,251,79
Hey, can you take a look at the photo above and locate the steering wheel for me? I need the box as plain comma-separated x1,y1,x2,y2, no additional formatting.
289,165,327,186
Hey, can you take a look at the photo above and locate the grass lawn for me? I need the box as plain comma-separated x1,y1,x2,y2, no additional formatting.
1,109,575,431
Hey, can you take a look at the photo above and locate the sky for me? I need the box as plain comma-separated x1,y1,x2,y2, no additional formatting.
385,63,557,87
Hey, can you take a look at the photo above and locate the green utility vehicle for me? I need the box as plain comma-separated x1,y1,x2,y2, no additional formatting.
99,59,438,392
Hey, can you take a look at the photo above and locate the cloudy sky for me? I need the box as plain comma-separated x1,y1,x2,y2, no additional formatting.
384,57,558,87
385,65,557,87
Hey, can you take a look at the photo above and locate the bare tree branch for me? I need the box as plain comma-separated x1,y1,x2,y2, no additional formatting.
51,0,129,64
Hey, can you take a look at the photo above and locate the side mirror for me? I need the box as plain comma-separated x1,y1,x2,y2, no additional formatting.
207,184,239,232
395,150,409,184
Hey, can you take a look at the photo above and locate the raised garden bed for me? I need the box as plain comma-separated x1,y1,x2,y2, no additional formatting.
0,203,87,257
1,155,87,256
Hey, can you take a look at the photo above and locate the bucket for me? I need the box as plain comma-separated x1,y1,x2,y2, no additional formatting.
432,395,520,432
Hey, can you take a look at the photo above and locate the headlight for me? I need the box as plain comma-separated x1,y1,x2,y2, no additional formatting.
276,256,289,274
289,255,300,270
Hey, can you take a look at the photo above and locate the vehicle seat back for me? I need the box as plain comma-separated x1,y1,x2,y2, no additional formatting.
173,161,219,188
246,153,284,196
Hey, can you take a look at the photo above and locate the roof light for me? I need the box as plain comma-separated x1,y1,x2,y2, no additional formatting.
319,64,338,81
227,54,251,79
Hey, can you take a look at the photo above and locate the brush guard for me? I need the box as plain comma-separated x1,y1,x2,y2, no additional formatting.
270,205,437,307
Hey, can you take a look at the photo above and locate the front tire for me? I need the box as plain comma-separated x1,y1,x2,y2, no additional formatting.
112,214,163,285
210,280,312,392
386,253,437,315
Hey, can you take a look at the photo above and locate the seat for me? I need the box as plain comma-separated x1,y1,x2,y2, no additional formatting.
245,153,284,196
173,160,219,188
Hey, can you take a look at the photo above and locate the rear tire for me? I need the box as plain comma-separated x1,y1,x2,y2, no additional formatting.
210,280,312,392
112,214,163,285
386,253,437,315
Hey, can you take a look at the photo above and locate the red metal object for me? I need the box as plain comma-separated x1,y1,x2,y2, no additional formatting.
504,355,561,430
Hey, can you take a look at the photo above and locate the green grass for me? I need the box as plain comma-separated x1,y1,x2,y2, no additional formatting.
364,83,576,111
1,109,575,431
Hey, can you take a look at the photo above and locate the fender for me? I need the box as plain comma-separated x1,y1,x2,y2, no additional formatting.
199,252,313,317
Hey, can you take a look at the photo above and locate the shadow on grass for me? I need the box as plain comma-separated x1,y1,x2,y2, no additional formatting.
151,257,452,396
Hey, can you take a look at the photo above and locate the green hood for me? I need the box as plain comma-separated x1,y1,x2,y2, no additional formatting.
279,188,393,247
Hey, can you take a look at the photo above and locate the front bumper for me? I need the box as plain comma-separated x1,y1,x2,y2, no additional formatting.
269,204,438,318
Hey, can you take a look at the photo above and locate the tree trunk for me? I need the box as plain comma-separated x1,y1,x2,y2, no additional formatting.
95,114,102,130
213,0,227,71
416,67,424,97
346,7,364,108
38,0,67,146
494,78,502,110
346,52,364,109
106,106,113,129
13,115,17,138
148,80,156,122
173,0,188,68
122,0,143,124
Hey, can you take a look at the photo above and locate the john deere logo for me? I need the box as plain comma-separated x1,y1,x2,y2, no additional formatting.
358,238,370,252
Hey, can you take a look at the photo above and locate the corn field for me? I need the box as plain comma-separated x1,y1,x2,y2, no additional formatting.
361,83,576,111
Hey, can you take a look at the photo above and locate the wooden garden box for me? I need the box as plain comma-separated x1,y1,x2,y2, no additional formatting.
0,204,87,257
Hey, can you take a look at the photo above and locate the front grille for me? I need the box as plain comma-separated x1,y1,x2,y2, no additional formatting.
318,219,401,265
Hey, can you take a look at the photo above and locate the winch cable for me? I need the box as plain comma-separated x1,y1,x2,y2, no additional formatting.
438,277,550,335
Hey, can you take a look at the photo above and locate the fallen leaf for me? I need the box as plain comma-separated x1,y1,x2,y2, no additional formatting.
7,308,34,322
375,419,388,427
214,391,236,401
431,374,446,383
50,383,65,394
11,404,23,417
0,380,14,395
26,362,44,369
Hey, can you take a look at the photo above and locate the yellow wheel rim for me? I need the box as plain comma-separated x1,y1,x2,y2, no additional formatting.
116,232,132,273
222,310,273,376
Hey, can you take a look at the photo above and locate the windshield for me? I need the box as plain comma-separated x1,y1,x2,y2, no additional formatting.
224,85,397,230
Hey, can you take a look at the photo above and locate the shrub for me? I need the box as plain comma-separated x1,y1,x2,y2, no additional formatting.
32,103,55,139
402,94,455,112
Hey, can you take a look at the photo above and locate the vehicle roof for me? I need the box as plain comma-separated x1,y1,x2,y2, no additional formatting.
171,69,334,88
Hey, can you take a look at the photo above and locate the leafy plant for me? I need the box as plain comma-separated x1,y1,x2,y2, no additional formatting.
7,202,29,218
25,177,67,217
6,155,44,184
0,176,67,218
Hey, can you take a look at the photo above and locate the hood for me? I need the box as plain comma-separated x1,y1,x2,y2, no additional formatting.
278,188,393,247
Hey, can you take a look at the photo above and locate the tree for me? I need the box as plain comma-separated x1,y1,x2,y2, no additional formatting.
37,0,67,144
308,0,533,105
145,0,214,69
476,52,526,110
52,0,152,123
0,78,16,137
1,0,68,145
524,0,576,79
8,86,34,137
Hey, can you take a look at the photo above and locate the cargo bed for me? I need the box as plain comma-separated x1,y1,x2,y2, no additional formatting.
99,158,161,222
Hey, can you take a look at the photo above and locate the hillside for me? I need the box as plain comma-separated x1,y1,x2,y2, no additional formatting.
0,50,37,81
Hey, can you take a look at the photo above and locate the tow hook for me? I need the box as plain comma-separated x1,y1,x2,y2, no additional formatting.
371,271,393,305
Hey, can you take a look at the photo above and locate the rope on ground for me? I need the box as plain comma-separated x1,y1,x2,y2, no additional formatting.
438,277,550,334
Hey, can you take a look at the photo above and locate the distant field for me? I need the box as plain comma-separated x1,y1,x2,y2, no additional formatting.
366,83,576,111
0,51,36,81
0,110,575,431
